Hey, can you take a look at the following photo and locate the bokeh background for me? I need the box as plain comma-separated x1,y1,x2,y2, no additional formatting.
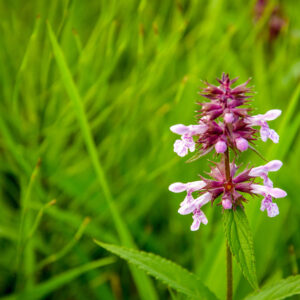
0,0,299,299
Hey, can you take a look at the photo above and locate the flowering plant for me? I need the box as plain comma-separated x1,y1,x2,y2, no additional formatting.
169,73,287,298
95,74,298,300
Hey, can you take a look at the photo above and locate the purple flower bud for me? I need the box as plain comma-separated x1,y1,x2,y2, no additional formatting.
215,140,227,153
224,112,234,123
235,137,248,151
222,198,232,209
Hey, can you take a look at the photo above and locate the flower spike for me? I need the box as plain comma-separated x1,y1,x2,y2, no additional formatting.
169,73,286,230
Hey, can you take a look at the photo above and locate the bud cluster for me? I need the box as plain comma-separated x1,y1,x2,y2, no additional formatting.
169,73,287,231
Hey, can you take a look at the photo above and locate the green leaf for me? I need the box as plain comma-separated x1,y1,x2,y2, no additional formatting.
94,240,219,300
223,207,258,290
245,275,300,300
47,22,158,300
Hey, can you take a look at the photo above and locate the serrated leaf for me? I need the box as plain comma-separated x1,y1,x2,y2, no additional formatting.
223,207,258,290
245,275,300,300
94,240,219,300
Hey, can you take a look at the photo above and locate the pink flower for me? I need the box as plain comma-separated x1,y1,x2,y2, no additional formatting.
169,181,211,229
169,181,207,215
173,136,195,157
251,183,287,217
249,160,282,186
170,124,207,157
260,194,279,217
249,161,286,217
246,109,281,143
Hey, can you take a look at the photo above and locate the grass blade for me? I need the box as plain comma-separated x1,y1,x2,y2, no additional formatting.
47,21,158,300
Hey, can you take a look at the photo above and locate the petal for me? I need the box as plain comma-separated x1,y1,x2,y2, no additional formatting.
170,124,189,135
249,109,281,124
174,140,188,157
168,182,187,193
252,184,287,198
251,184,270,196
194,192,212,207
190,218,200,231
186,180,206,192
188,124,208,135
260,126,269,142
260,200,267,212
267,202,279,217
265,160,283,172
268,129,279,143
178,201,196,215
190,210,208,231
250,160,283,177
269,187,287,198
263,109,282,121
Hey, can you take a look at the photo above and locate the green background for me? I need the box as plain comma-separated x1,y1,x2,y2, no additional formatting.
0,0,299,299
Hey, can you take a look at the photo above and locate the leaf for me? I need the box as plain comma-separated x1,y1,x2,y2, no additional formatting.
94,240,219,300
223,207,258,290
47,22,158,300
2,257,115,300
245,275,300,300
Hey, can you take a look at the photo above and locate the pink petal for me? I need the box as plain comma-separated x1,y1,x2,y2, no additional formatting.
188,124,208,135
251,184,287,198
263,109,282,121
267,202,279,217
264,160,283,172
170,124,189,135
194,192,212,207
178,201,196,215
168,182,187,193
250,160,283,177
190,218,200,231
269,187,287,198
260,126,269,142
174,140,188,157
190,210,208,231
268,129,279,143
186,181,206,192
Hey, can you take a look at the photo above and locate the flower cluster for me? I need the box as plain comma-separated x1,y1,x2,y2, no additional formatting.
169,73,287,231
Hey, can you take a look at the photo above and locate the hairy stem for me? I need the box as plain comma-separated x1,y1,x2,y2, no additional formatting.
224,149,233,300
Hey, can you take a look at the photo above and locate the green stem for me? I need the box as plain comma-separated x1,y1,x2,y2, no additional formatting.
224,149,233,300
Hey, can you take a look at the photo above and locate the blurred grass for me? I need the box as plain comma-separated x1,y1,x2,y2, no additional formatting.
0,0,299,299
